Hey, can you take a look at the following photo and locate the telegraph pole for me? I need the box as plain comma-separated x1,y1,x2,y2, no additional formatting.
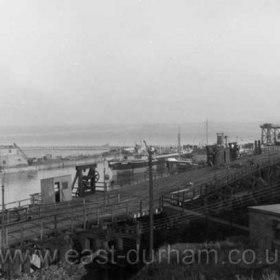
1,172,5,249
143,140,154,259
148,148,154,259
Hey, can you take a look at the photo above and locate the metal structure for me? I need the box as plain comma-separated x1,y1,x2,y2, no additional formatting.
217,132,225,146
162,153,280,230
206,145,231,166
71,164,100,197
261,123,280,145
13,143,30,164
228,142,240,161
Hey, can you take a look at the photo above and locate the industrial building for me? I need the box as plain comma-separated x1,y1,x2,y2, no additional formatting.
249,204,280,252
0,144,29,168
206,132,239,167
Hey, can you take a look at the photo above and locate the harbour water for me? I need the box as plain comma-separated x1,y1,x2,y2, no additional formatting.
2,160,110,205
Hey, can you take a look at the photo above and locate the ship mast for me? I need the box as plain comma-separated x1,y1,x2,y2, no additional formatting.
178,125,181,160
206,119,209,146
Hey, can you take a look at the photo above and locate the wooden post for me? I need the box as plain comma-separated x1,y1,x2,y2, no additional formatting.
71,207,74,232
111,205,114,222
25,208,28,220
2,184,5,249
136,221,141,254
40,221,43,240
96,208,99,225
6,211,9,225
54,215,57,231
20,227,23,246
158,197,162,209
83,199,86,229
6,226,8,247
139,200,142,216
126,203,129,217
148,149,154,259
117,194,120,203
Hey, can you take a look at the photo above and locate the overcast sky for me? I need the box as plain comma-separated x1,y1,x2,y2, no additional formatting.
0,0,280,127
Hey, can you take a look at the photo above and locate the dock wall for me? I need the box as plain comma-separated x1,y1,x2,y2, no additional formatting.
3,157,101,174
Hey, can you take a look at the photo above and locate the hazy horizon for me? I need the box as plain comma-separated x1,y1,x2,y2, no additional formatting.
0,121,262,146
1,1,280,128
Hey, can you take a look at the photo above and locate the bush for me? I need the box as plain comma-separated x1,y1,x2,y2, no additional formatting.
1,262,87,280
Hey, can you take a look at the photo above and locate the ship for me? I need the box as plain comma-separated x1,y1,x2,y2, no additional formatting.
105,140,193,187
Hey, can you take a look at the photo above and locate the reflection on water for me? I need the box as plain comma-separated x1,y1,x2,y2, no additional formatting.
2,167,76,204
2,162,109,204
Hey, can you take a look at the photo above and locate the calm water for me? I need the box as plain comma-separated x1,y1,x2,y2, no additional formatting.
2,161,111,205
22,147,108,159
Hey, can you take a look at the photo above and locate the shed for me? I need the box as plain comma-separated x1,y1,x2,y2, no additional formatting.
249,204,280,252
41,175,72,204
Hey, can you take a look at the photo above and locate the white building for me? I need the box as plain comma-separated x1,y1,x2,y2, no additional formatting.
0,144,29,168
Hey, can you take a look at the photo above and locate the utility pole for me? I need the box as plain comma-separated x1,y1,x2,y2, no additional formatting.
1,172,5,249
148,148,153,259
143,140,154,259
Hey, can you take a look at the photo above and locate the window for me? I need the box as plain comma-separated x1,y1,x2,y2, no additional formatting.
62,182,68,190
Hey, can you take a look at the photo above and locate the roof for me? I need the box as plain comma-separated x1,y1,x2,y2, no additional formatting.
249,204,280,216
260,123,280,128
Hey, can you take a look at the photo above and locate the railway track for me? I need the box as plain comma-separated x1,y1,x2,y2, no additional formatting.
2,151,280,246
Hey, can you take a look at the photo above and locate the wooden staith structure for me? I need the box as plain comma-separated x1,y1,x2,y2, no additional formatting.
2,151,280,247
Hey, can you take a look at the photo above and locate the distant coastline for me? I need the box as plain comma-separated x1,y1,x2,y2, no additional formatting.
0,122,261,146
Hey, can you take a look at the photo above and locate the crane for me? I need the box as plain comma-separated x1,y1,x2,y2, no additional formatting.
143,140,155,155
13,143,30,165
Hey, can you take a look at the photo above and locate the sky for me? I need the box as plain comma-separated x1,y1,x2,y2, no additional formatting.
0,0,280,127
